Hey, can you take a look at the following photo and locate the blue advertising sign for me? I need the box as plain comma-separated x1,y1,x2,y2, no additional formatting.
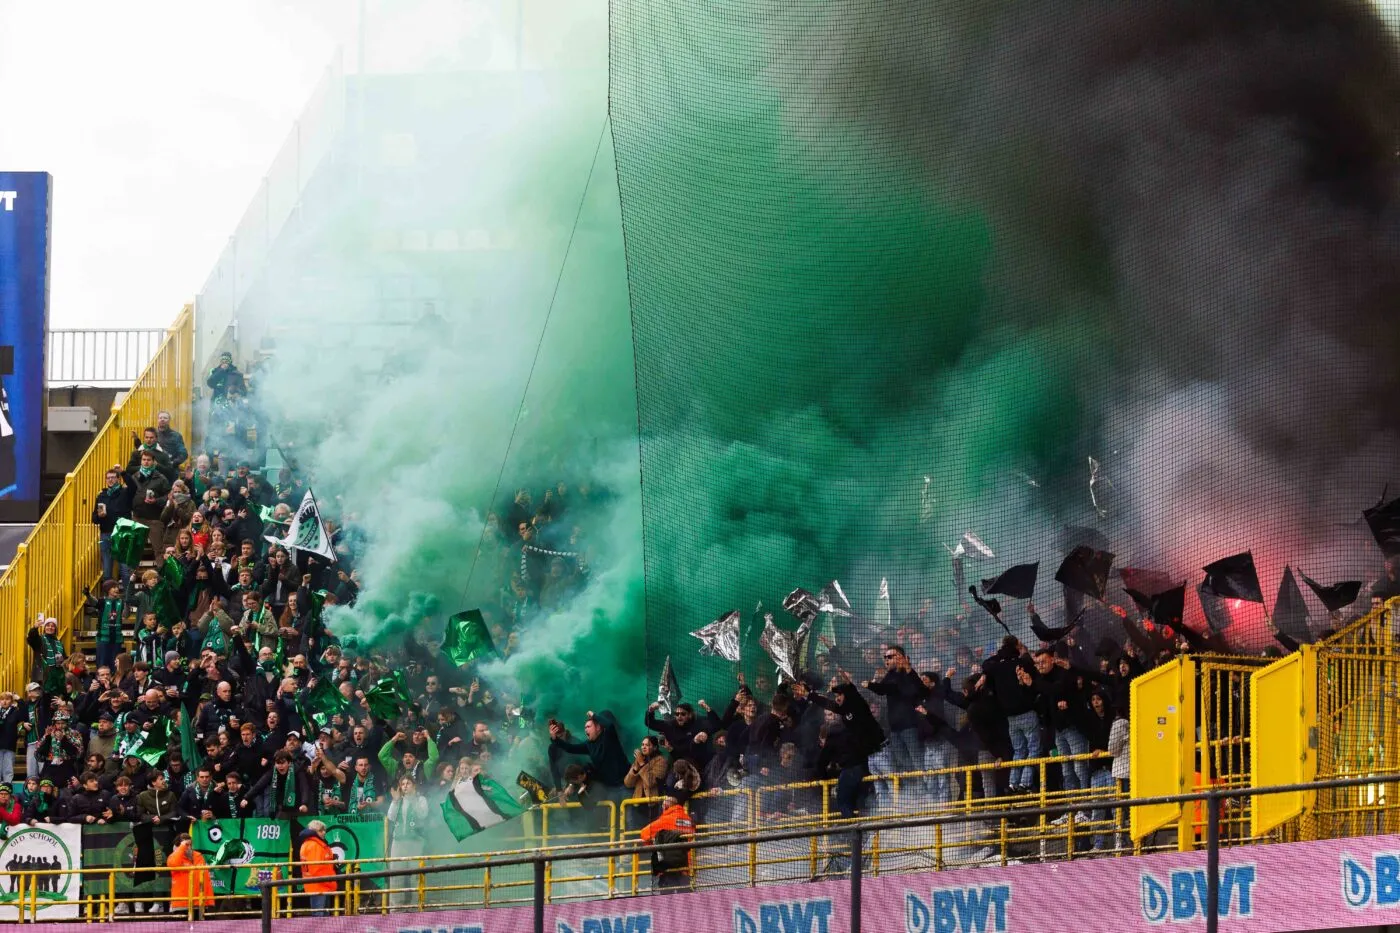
0,172,50,518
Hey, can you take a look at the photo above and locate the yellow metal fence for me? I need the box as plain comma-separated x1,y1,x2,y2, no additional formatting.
0,305,193,698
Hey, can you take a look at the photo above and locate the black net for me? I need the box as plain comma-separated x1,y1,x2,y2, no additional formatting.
610,0,1400,829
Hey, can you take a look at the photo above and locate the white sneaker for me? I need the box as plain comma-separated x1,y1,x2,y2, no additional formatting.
1052,813,1073,825
113,903,130,916
133,903,145,914
148,903,165,914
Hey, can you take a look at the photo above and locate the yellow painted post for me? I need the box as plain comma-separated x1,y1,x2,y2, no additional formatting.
417,858,426,910
747,788,758,886
14,543,26,625
606,801,617,897
482,866,491,907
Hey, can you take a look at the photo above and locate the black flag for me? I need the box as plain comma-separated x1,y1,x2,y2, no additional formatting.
968,587,1011,636
1149,585,1187,629
1197,582,1232,632
1054,546,1115,601
1300,572,1363,613
1273,567,1312,646
1119,568,1176,613
1201,552,1264,603
980,562,1039,600
1364,496,1400,558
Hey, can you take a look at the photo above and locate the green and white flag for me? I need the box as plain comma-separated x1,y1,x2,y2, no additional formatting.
442,609,497,667
264,490,336,562
441,774,526,842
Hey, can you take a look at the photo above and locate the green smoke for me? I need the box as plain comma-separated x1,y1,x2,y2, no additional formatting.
251,42,648,728
610,1,1110,700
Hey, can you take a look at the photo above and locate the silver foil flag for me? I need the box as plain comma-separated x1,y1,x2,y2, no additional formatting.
783,588,821,624
656,655,683,717
946,531,995,561
759,613,811,684
873,578,892,630
817,580,853,617
1089,456,1113,518
690,611,741,663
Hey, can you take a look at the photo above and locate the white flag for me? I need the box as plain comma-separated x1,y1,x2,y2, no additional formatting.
264,490,337,562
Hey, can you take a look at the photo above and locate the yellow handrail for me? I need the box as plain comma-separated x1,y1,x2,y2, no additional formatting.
0,304,194,697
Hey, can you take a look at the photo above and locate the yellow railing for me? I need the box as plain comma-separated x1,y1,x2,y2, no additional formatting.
0,304,194,697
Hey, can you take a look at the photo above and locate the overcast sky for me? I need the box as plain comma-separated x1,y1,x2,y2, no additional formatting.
0,1,348,328
0,0,1396,330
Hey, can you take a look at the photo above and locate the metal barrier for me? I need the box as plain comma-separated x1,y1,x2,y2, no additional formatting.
256,773,1400,933
46,328,165,386
0,305,194,697
1303,598,1400,841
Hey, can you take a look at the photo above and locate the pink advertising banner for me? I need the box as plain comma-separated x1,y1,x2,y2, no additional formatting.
33,831,1400,932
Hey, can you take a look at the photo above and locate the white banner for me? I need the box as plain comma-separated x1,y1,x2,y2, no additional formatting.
0,824,82,921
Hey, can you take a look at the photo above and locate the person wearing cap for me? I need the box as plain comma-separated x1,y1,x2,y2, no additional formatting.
0,785,21,827
207,351,243,404
25,779,59,823
34,714,82,788
26,617,64,693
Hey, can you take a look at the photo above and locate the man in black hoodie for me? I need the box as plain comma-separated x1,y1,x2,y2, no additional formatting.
980,636,1039,793
810,675,885,819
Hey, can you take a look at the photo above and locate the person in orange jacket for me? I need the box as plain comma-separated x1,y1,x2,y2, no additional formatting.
167,834,214,918
298,820,339,916
638,796,695,893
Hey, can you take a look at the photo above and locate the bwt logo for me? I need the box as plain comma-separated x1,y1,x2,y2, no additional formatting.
1341,853,1400,909
1140,865,1256,923
734,898,833,933
0,192,15,211
557,915,653,933
904,885,1011,933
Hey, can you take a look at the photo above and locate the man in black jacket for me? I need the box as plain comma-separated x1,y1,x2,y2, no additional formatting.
864,644,928,783
549,710,628,801
981,636,1039,793
644,702,706,766
93,468,133,583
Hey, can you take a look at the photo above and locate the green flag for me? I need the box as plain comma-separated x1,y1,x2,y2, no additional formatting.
300,677,349,731
127,718,172,767
201,624,228,656
152,580,181,627
441,774,526,842
442,609,497,667
162,556,185,590
110,518,148,569
364,672,411,721
179,713,203,770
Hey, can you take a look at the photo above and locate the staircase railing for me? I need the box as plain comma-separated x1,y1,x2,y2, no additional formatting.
0,305,194,696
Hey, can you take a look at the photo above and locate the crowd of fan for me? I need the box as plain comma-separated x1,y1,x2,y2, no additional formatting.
5,351,1399,913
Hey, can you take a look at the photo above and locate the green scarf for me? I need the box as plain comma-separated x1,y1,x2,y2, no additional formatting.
319,780,343,815
348,775,376,815
138,465,155,478
39,633,62,668
281,770,297,810
98,598,124,643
